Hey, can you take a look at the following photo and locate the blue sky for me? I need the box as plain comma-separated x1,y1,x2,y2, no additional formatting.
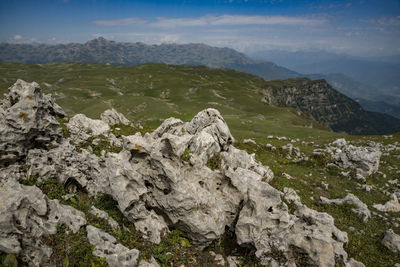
0,0,399,56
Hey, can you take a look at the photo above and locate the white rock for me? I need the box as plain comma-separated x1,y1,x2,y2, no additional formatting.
67,114,110,143
320,194,371,222
373,194,400,212
101,108,131,126
87,225,139,267
382,229,400,253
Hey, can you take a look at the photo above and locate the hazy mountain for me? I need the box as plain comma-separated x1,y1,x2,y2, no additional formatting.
0,37,299,80
306,73,400,118
249,49,400,103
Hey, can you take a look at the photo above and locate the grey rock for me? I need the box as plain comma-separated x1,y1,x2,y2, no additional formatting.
101,108,131,126
236,180,362,267
0,180,86,266
67,113,110,143
0,79,65,168
382,229,400,253
243,138,256,145
89,206,120,230
320,194,371,222
86,225,139,267
373,194,400,212
314,138,381,179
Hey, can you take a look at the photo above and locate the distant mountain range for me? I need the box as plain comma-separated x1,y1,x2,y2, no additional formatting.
0,37,298,80
249,49,400,105
0,38,399,120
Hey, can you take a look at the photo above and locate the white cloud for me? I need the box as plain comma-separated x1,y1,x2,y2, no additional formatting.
13,35,23,40
94,15,326,28
151,15,326,28
93,17,148,26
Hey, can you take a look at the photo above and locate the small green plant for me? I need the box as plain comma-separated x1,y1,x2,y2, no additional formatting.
206,153,222,170
56,116,70,138
181,148,192,162
18,112,28,119
41,225,108,267
111,123,136,138
0,253,19,267
75,135,122,157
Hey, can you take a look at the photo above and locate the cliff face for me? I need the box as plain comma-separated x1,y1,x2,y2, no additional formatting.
261,78,400,135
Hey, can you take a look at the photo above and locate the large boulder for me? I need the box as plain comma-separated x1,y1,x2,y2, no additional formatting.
0,79,65,167
0,180,86,266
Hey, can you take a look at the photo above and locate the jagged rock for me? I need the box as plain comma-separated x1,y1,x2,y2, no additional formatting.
236,181,363,267
320,194,371,222
314,138,381,179
0,180,86,266
382,229,400,253
89,206,120,230
243,138,256,145
100,108,131,126
373,194,400,212
86,225,139,267
0,79,65,168
25,142,108,195
67,113,110,143
0,81,367,266
282,187,302,206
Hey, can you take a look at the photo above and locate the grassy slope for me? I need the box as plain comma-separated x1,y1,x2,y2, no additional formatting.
0,62,335,140
1,62,399,266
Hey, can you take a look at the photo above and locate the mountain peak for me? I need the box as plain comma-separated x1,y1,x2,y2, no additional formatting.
85,37,109,45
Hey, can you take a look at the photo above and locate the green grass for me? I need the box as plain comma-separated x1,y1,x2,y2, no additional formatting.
0,62,337,140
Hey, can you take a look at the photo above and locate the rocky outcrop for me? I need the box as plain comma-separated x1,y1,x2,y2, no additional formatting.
382,229,400,253
100,108,131,126
0,180,86,266
86,225,139,267
0,80,364,266
236,184,361,267
0,79,65,167
313,138,381,180
67,113,110,143
320,194,371,222
373,194,400,212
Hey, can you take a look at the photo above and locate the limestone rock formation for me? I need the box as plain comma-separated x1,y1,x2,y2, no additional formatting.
86,225,139,267
0,180,86,266
100,108,131,126
0,80,366,266
313,138,381,180
320,194,371,222
373,194,400,212
67,113,110,143
382,229,400,253
0,79,65,167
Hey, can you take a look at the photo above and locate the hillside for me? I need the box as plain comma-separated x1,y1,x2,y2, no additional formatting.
261,78,400,134
0,62,399,136
306,73,400,118
1,79,400,267
0,38,299,80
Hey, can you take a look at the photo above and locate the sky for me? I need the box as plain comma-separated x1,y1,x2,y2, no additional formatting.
0,0,399,57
